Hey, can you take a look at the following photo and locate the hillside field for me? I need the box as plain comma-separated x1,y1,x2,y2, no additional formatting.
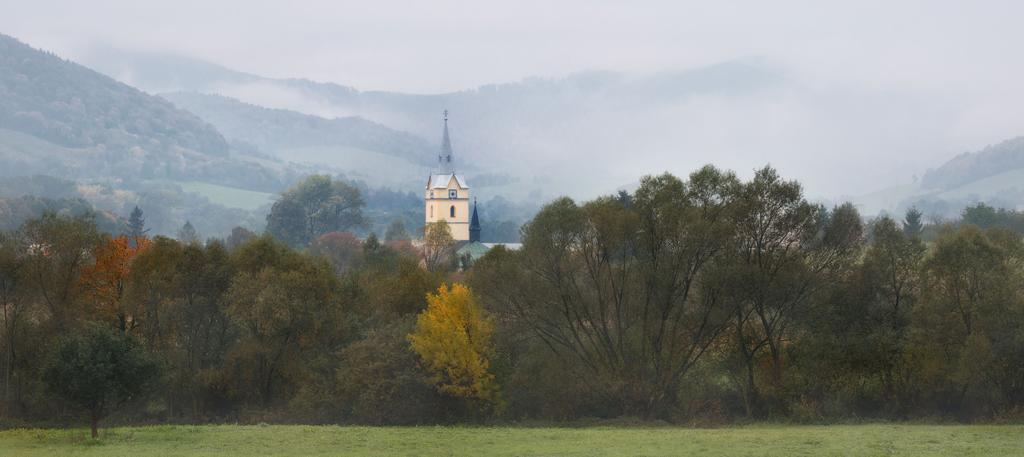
1,424,1021,456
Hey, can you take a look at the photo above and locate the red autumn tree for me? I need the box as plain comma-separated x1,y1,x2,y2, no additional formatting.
78,235,150,332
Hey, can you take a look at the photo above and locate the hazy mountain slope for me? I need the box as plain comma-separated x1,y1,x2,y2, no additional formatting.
160,92,435,166
853,136,1024,216
83,49,794,198
0,34,227,155
0,34,314,193
0,34,324,238
921,137,1024,191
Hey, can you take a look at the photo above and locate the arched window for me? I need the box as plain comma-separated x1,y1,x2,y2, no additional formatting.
450,205,456,218
430,205,433,218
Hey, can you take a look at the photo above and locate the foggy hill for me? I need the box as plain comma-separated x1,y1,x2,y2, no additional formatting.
160,91,436,167
0,33,302,192
83,48,797,199
921,137,1024,191
851,136,1024,217
0,34,227,155
0,34,322,237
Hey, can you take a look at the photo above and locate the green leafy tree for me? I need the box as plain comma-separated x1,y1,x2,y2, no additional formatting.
22,212,103,331
862,216,925,403
224,235,343,406
909,226,1024,416
328,318,450,424
473,166,741,418
421,222,455,272
722,170,862,417
266,175,365,247
385,219,411,243
43,325,160,438
0,231,29,416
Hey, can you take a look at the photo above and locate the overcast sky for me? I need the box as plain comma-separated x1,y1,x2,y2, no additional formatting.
2,0,1021,94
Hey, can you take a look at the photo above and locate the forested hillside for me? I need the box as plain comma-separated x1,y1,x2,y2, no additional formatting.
0,35,227,155
0,34,311,196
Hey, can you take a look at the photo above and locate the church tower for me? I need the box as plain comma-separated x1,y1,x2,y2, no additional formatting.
425,111,472,241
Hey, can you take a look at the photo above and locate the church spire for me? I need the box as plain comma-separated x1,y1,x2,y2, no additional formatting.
439,109,454,174
469,197,481,243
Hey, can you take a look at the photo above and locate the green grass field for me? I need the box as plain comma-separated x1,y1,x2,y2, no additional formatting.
176,181,276,211
0,424,1021,456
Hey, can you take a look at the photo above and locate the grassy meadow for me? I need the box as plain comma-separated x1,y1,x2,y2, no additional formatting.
0,424,1021,456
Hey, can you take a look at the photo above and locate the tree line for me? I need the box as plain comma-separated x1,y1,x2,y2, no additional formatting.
1,166,1023,432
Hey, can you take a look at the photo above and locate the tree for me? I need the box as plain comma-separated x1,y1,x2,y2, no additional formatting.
308,231,363,274
724,169,862,417
22,212,103,331
266,175,365,247
472,167,740,417
125,206,148,240
177,221,199,244
421,221,455,272
78,236,151,332
408,284,499,407
43,325,160,438
903,207,923,238
327,318,451,424
0,231,29,416
860,216,925,404
224,236,343,406
385,219,411,243
120,237,235,419
909,225,1024,415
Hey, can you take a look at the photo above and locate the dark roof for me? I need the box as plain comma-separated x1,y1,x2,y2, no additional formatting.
470,202,481,231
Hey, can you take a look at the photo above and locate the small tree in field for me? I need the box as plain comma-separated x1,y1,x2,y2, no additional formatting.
408,284,500,408
43,325,160,438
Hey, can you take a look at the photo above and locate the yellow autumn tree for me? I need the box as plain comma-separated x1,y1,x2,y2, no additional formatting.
408,283,500,406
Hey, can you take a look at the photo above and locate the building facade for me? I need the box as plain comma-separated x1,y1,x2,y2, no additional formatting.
425,111,474,241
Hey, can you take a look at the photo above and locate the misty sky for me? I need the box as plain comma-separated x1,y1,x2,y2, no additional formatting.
3,1,1024,201
3,0,1020,93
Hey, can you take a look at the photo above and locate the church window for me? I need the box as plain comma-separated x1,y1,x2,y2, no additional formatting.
450,205,456,218
430,206,434,218
449,189,458,199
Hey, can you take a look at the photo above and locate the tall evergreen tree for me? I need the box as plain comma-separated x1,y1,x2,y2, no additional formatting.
126,206,148,239
177,221,199,244
903,207,924,238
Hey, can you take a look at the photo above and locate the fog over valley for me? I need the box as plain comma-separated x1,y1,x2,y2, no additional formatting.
2,0,1024,236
